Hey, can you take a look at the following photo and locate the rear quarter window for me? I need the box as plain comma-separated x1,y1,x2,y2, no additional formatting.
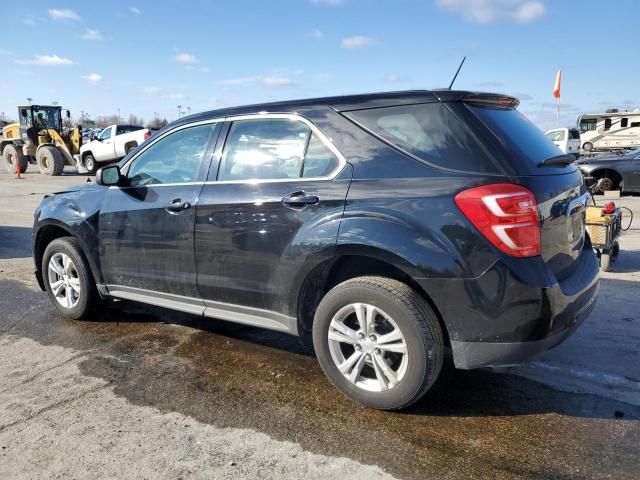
344,103,499,174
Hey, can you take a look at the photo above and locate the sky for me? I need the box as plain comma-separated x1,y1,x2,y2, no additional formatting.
1,0,639,130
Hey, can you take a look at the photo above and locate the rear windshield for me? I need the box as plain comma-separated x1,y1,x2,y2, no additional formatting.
344,103,498,173
116,125,143,135
470,106,563,166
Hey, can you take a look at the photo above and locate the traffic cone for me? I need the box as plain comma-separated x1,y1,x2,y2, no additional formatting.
15,154,22,179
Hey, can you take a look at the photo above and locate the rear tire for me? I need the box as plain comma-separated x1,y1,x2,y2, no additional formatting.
312,276,444,410
42,237,99,320
583,142,594,152
83,154,97,173
3,144,28,173
37,146,65,176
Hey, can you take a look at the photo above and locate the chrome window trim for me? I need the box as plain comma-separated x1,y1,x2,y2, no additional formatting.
116,113,347,188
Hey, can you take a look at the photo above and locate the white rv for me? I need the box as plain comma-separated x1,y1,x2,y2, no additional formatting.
578,110,640,152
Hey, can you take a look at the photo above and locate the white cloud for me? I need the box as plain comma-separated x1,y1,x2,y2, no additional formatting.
309,29,324,39
82,73,102,85
130,7,141,15
82,28,104,41
0,48,12,55
309,0,343,5
175,53,198,64
437,0,546,24
342,35,375,49
166,93,187,100
15,54,74,66
219,75,295,87
48,9,81,21
262,76,294,87
143,86,162,94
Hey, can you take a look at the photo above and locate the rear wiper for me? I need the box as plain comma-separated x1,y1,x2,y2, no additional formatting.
538,154,576,167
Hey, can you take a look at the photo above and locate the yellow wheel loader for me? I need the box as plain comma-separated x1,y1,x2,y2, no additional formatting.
0,105,82,176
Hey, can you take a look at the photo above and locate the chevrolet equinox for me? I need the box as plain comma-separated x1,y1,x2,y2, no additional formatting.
32,91,599,410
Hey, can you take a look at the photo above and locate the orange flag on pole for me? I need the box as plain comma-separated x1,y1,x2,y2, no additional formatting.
553,69,562,99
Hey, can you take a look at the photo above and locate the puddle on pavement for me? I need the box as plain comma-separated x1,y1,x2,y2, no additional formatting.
2,278,639,479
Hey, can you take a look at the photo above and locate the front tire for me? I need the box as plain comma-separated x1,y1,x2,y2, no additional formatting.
583,142,594,152
42,237,99,319
312,276,444,410
36,146,65,176
3,144,28,173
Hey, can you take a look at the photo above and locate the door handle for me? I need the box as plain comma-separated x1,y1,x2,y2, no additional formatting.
165,198,191,213
282,191,320,208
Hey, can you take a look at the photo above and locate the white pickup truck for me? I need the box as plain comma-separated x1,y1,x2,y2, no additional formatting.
79,124,151,172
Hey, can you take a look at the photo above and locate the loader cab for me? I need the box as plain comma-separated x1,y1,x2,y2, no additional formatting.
18,105,63,143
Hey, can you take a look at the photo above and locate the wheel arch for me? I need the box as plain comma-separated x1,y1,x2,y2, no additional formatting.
33,221,102,291
124,140,138,152
591,167,624,189
296,249,451,348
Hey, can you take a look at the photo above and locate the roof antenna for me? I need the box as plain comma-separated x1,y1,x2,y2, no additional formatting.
448,56,466,90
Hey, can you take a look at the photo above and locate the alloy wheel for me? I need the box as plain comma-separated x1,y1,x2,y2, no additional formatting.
327,303,409,392
47,252,81,309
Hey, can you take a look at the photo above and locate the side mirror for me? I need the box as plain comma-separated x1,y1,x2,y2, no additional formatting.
66,110,71,119
96,165,122,186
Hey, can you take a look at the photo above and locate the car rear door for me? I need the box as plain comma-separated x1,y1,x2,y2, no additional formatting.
194,114,351,325
98,121,220,303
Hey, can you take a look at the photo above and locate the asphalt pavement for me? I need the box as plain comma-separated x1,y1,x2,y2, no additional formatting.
1,167,639,479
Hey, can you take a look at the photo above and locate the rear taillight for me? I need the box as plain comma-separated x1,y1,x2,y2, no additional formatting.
144,130,152,140
454,183,540,257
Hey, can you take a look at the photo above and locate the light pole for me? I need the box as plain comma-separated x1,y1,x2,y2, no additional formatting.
177,105,182,119
52,101,59,106
26,97,33,105
187,106,191,116
80,110,85,124
1,112,4,122
117,108,120,123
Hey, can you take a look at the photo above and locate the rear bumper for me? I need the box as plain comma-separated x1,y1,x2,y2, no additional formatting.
450,282,597,369
419,242,599,369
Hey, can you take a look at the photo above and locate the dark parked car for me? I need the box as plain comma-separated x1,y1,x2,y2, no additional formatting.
576,148,640,192
32,91,599,410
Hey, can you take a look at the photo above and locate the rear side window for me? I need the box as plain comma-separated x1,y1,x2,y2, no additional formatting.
569,129,580,140
621,118,629,128
344,103,498,173
470,106,562,166
218,118,340,181
604,118,612,130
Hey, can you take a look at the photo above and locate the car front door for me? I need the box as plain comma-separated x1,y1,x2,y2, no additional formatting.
194,115,351,328
99,122,220,304
93,127,115,161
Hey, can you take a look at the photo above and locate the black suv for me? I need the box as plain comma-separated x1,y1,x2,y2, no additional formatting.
33,91,599,410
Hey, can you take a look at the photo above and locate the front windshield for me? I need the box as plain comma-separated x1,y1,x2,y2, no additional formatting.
32,106,62,131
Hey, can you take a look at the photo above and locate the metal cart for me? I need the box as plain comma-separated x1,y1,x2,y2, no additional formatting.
586,206,622,271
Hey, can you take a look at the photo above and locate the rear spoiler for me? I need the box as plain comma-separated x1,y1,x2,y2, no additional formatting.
461,93,520,108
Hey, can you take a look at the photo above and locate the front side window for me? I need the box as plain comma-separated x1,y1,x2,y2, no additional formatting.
127,123,216,186
100,128,112,141
218,118,340,181
621,118,629,128
545,130,565,142
604,118,612,130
